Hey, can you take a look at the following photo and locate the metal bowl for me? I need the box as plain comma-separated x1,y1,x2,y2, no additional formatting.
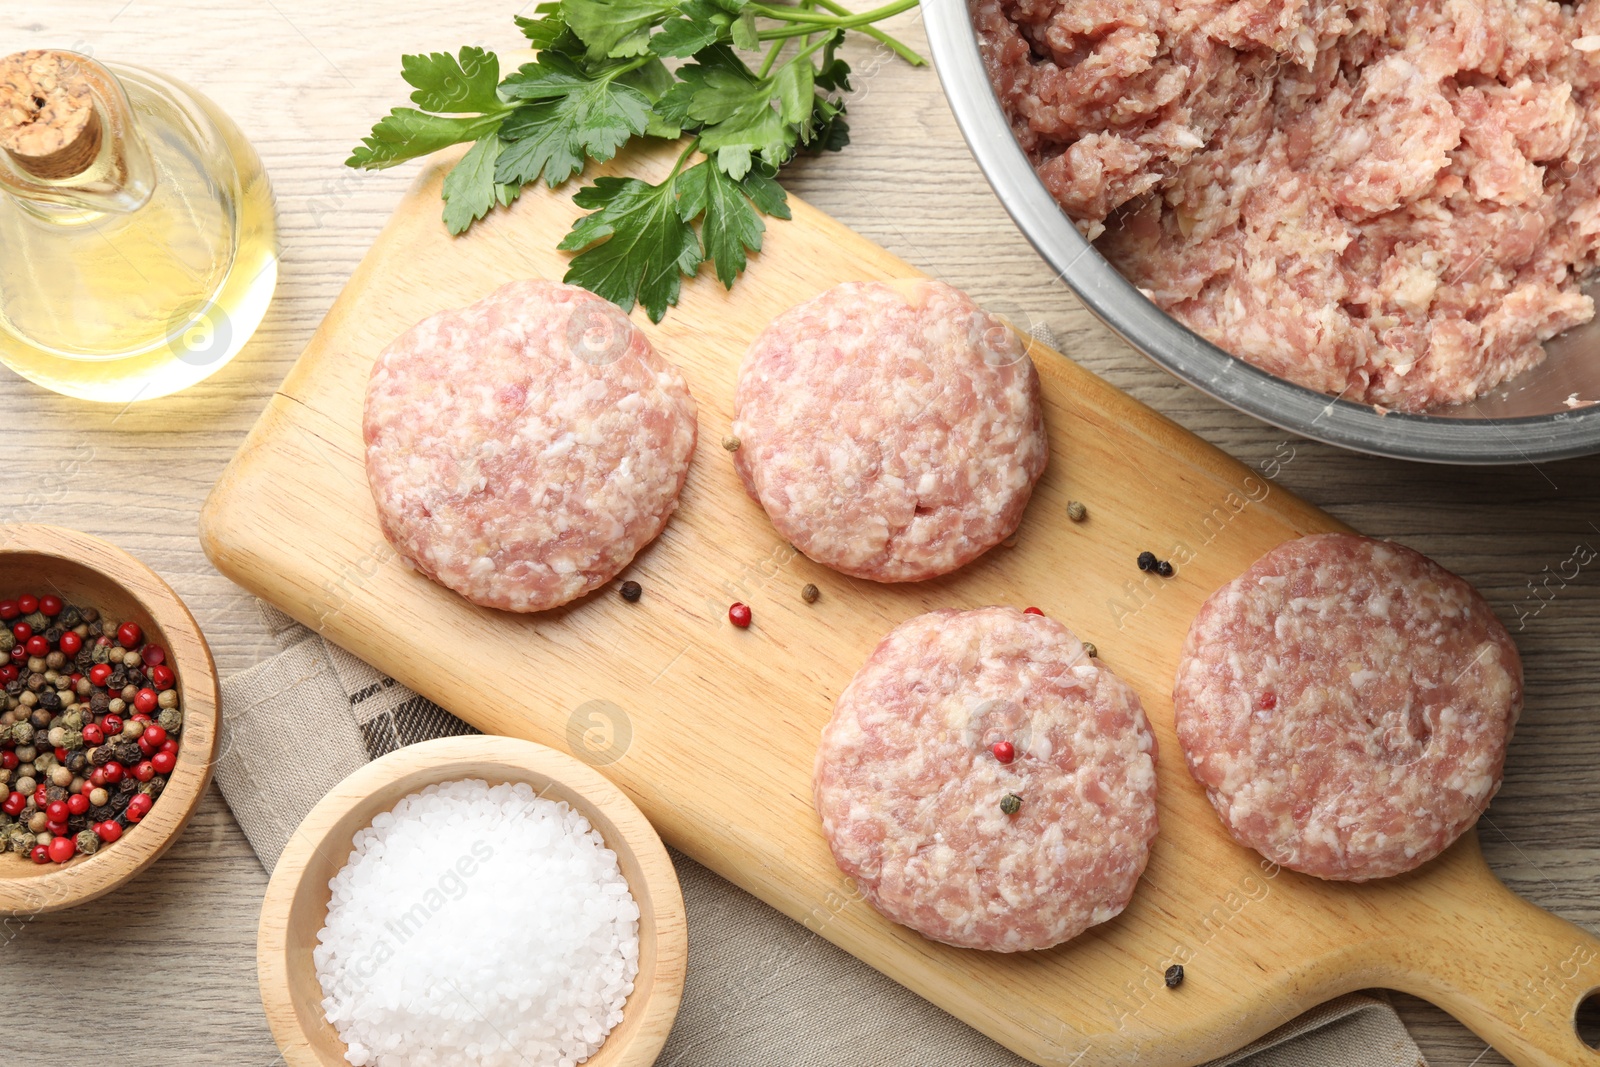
922,0,1600,464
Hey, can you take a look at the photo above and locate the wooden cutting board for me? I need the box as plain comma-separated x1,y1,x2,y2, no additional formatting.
199,143,1600,1067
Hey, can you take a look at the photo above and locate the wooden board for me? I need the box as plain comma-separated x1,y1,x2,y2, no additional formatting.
198,143,1600,1067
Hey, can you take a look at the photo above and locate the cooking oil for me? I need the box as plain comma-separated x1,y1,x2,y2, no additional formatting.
0,52,277,403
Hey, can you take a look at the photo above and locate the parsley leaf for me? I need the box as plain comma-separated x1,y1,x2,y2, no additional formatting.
442,135,521,234
678,159,767,287
496,54,656,187
561,0,680,59
558,174,704,321
403,47,504,113
347,110,504,169
349,47,511,169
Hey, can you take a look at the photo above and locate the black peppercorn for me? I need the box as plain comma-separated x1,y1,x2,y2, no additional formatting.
109,793,130,814
1000,793,1022,816
620,581,642,603
116,776,136,797
1164,964,1184,988
44,785,66,804
65,750,87,774
88,745,112,767
1137,551,1158,572
88,805,114,824
79,607,99,625
1156,560,1175,578
89,691,109,715
29,708,50,730
801,583,820,604
37,691,60,713
57,606,81,629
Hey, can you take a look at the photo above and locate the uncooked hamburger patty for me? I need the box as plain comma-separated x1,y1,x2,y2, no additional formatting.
732,280,1048,582
1174,533,1522,882
814,607,1158,952
363,280,697,612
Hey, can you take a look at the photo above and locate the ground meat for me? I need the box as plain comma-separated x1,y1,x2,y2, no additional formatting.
363,280,697,612
814,607,1158,951
1173,533,1522,881
974,0,1600,412
732,281,1048,582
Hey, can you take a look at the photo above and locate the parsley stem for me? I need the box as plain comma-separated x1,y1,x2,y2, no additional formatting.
808,0,926,64
750,0,920,28
758,38,788,78
671,137,701,178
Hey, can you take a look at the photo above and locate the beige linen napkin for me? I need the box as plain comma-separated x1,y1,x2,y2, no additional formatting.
215,603,1427,1067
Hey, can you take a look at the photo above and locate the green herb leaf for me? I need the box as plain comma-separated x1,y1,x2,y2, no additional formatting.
347,110,505,169
561,0,681,59
559,174,704,321
677,159,766,288
402,47,504,113
772,56,814,126
442,135,511,234
740,166,790,218
730,9,760,49
497,54,655,186
516,10,574,49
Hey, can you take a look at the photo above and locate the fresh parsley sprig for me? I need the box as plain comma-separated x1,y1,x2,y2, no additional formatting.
347,0,923,321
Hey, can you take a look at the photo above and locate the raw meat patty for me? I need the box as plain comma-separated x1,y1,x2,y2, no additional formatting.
1174,533,1522,881
973,0,1600,412
732,280,1048,582
814,607,1158,951
363,280,697,612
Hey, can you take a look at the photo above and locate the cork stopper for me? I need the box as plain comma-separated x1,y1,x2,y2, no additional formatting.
0,50,104,181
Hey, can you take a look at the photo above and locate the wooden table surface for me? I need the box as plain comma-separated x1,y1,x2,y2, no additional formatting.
1,4,1596,1066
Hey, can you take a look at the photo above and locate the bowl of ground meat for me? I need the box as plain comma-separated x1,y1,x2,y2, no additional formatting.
924,0,1600,463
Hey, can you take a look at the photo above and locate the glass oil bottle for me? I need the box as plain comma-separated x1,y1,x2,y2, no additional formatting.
0,49,278,403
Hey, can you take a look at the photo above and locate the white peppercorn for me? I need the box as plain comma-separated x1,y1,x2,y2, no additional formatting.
88,787,108,807
122,650,140,668
107,698,125,715
13,776,34,796
26,812,46,833
48,766,70,787
157,690,178,710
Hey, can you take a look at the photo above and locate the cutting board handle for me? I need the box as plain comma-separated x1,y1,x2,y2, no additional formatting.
1383,872,1600,1067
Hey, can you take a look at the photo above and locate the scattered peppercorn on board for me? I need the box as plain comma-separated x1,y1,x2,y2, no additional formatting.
200,144,1600,1067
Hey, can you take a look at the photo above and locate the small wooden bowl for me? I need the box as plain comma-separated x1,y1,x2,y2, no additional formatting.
258,734,687,1067
0,524,220,915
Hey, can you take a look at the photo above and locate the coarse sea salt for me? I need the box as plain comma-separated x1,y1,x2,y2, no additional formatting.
312,779,640,1067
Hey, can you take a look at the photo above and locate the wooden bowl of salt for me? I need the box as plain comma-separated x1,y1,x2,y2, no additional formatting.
258,733,687,1067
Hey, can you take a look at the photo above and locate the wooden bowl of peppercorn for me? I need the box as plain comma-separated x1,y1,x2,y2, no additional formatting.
0,525,220,915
